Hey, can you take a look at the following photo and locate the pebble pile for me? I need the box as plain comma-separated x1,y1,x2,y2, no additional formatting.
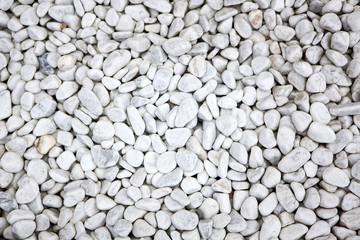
1,0,360,239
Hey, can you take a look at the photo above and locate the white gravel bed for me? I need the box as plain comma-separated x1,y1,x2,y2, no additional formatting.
0,0,360,239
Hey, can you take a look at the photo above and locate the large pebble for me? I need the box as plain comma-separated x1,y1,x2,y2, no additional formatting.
171,210,199,230
163,37,192,56
278,147,310,173
15,177,39,204
322,167,350,187
307,122,336,143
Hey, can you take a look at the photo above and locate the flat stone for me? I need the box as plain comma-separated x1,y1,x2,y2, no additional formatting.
15,177,39,204
280,224,308,240
132,219,155,238
176,148,198,172
103,50,131,76
278,147,310,173
276,184,299,212
340,207,360,230
0,152,23,173
12,220,36,239
78,88,103,116
175,98,198,127
48,5,74,22
157,168,183,187
30,98,57,119
171,210,199,230
178,74,202,92
323,167,350,187
0,90,11,120
163,37,192,56
165,128,192,148
307,122,336,143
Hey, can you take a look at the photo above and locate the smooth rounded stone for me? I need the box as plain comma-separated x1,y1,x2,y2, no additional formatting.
163,37,192,56
276,184,299,212
225,210,247,233
306,73,326,93
57,54,76,71
175,97,198,127
34,134,56,155
38,53,55,75
322,167,350,187
340,207,360,230
293,61,313,78
0,91,11,120
260,215,281,240
240,196,258,220
165,128,191,148
91,145,119,168
279,224,308,240
197,198,219,219
15,176,39,204
126,36,151,52
96,194,116,211
178,74,202,92
248,9,263,29
132,219,155,238
20,7,39,25
0,192,18,212
291,111,312,132
303,187,321,209
347,11,360,32
157,168,183,187
320,13,342,32
256,71,274,91
27,159,48,184
327,129,353,154
351,161,360,181
326,50,348,67
103,50,131,76
176,148,198,172
234,16,252,38
212,214,231,229
311,147,333,166
113,219,132,237
251,56,271,75
12,220,36,239
198,219,213,239
48,5,74,22
274,25,295,41
30,98,57,119
63,187,85,207
7,209,35,225
135,198,161,212
307,122,336,143
294,207,316,225
331,31,349,53
188,56,206,78
310,102,330,124
305,220,331,239
114,123,135,145
92,119,115,141
216,115,237,137
341,193,360,211
153,67,173,92
78,88,103,116
278,147,310,173
171,210,199,230
0,152,23,173
259,192,278,216
144,0,171,12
